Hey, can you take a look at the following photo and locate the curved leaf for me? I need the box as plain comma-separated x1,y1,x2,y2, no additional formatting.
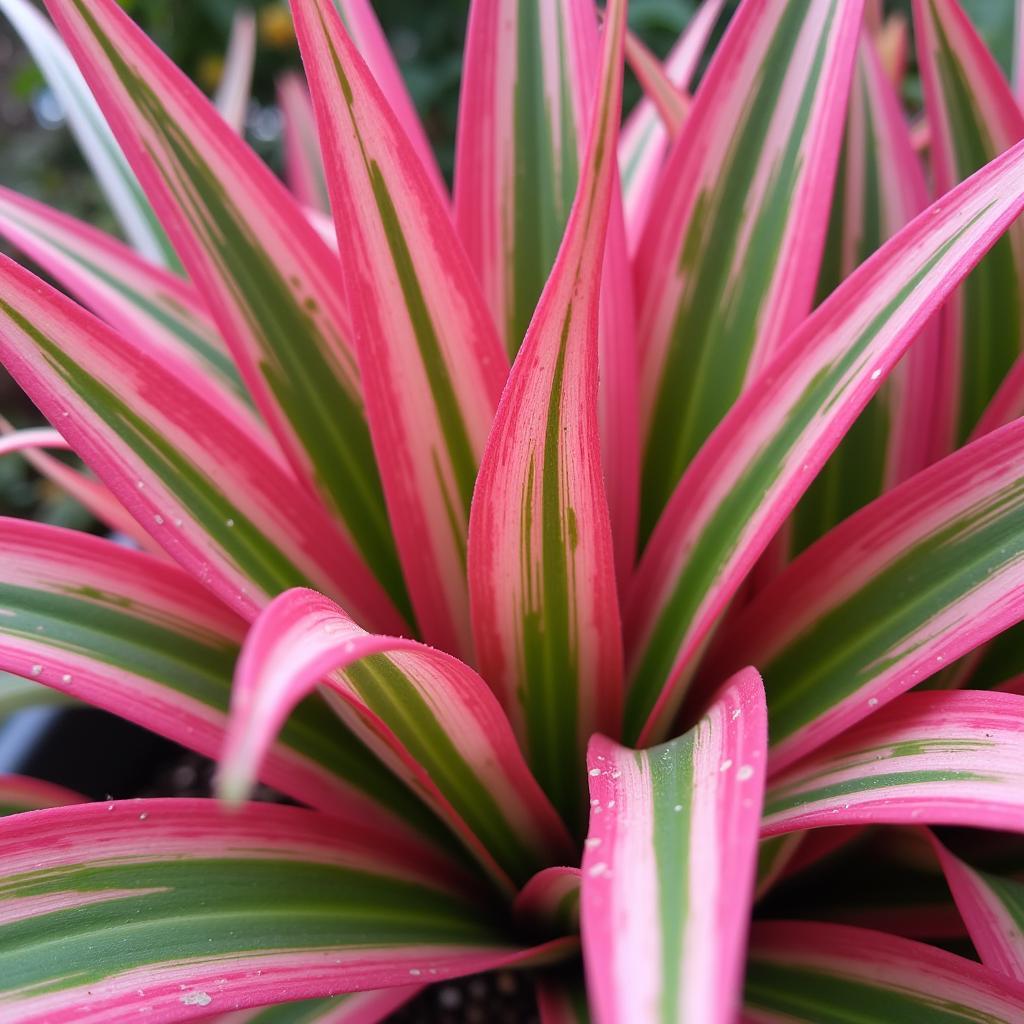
454,0,639,578
0,185,249,407
278,72,329,213
0,519,454,858
44,0,410,624
625,135,1024,746
292,0,508,658
0,800,553,1023
791,31,939,554
761,690,1024,837
708,416,1024,771
635,0,863,542
914,0,1024,448
931,833,1024,982
218,588,574,893
466,0,626,827
581,669,766,1024
745,920,1024,1022
0,253,401,630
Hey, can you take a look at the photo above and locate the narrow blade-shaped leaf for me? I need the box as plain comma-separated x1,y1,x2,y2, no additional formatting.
0,254,402,631
0,518,452,856
625,136,1024,746
636,0,863,542
0,774,84,815
208,989,422,1023
219,587,574,893
214,9,256,135
537,970,591,1024
707,416,1024,771
761,690,1024,836
581,669,766,1024
790,32,940,554
931,833,1024,982
0,185,249,407
467,0,626,827
292,0,509,658
0,800,552,1023
454,0,639,578
331,0,447,202
745,921,1024,1022
618,0,725,254
44,0,411,624
278,72,330,212
0,0,176,267
915,0,1024,448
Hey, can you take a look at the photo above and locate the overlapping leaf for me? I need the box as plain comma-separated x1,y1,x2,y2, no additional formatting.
580,669,766,1024
0,801,558,1023
0,0,176,267
708,416,1024,770
455,0,639,576
745,921,1024,1021
618,0,724,253
932,833,1024,981
0,186,249,406
635,0,863,542
0,518,454,859
43,0,411,624
467,0,626,827
761,691,1024,836
625,136,1024,746
915,0,1024,448
791,31,940,554
218,587,574,893
292,0,508,658
0,254,403,630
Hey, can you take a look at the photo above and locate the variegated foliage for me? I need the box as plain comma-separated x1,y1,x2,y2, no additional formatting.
1,0,1024,1021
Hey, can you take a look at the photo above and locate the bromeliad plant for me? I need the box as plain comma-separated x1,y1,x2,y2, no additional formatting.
4,0,1024,1019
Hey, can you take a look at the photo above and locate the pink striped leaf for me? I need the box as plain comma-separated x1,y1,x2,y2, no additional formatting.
292,0,508,659
43,0,411,624
330,0,447,202
580,668,766,1024
744,921,1024,1022
454,0,639,578
207,988,422,1024
0,419,155,549
790,30,940,555
622,30,688,140
0,800,565,1024
0,0,177,268
931,833,1024,982
218,587,574,893
0,519,456,857
635,0,863,544
0,185,250,407
278,72,330,212
707,417,1024,771
0,253,403,631
466,0,626,827
514,867,581,938
0,774,85,815
915,0,1024,451
624,136,1024,747
213,9,256,135
761,690,1024,837
618,0,725,255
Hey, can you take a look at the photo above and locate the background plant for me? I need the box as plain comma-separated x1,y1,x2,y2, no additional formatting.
1,0,1024,1022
